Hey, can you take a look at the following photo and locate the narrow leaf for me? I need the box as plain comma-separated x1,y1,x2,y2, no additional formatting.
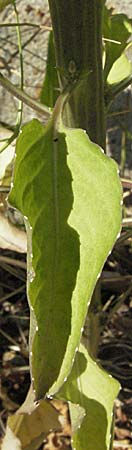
40,31,59,108
9,112,122,398
59,344,120,450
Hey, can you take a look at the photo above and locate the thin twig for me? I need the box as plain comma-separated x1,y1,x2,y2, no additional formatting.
0,418,6,434
0,22,51,29
14,0,23,119
114,444,132,449
0,0,24,153
122,218,132,227
0,73,51,119
0,284,25,304
116,230,132,246
0,328,20,347
108,75,132,101
0,186,10,192
121,178,132,189
2,365,29,373
108,282,132,319
0,262,25,281
108,109,132,117
0,256,26,269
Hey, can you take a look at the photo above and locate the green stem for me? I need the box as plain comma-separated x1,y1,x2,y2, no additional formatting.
48,0,106,359
13,0,23,124
0,0,23,153
85,281,102,358
48,0,105,149
0,73,51,118
105,75,132,108
0,22,51,29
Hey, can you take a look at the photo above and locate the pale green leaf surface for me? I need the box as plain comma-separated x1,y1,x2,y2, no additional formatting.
68,402,86,434
103,8,132,80
59,344,120,450
9,117,122,398
40,31,59,108
50,124,122,395
107,52,132,85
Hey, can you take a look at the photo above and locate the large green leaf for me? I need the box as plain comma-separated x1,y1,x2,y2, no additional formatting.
40,31,59,108
103,7,132,81
58,343,120,450
9,106,122,398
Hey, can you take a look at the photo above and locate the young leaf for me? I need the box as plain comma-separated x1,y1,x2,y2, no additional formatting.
107,52,132,85
105,52,132,105
40,31,59,108
8,112,122,399
103,8,132,81
58,343,120,450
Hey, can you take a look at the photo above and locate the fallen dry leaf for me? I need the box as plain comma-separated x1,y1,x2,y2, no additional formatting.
0,212,27,252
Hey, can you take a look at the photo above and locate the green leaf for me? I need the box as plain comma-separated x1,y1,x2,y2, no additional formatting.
103,7,132,80
107,52,132,85
40,31,59,108
9,118,80,397
2,387,60,450
59,344,120,450
105,52,132,104
8,109,122,399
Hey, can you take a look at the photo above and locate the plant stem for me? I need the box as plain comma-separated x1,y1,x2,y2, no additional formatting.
13,0,23,125
48,0,105,149
106,75,132,108
0,22,51,29
0,73,51,118
85,281,102,358
0,0,23,153
48,0,106,359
